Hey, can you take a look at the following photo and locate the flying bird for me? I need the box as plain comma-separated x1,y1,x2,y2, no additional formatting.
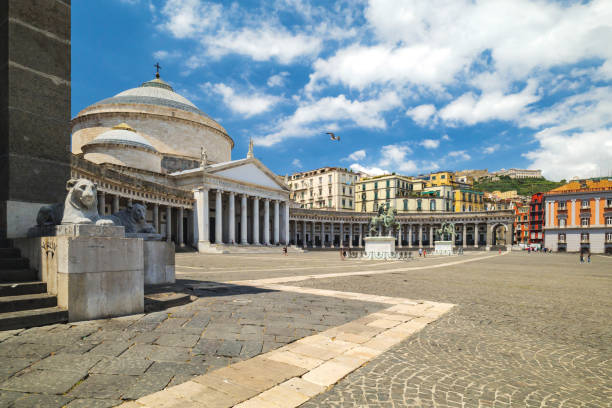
326,132,340,141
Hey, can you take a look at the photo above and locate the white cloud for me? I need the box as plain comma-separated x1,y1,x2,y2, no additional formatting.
153,50,181,60
439,80,540,126
207,26,322,64
441,134,450,141
254,92,401,146
406,104,437,126
483,144,500,154
447,150,471,161
350,163,388,176
267,72,289,87
524,128,612,181
160,0,221,39
345,149,366,161
208,83,281,118
420,139,439,149
291,158,303,168
378,144,418,173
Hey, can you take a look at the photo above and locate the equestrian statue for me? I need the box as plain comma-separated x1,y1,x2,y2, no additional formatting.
369,203,400,236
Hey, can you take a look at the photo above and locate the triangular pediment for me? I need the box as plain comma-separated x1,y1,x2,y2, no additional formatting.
209,159,288,191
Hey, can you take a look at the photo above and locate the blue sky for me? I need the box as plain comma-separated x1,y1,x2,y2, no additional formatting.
72,0,612,181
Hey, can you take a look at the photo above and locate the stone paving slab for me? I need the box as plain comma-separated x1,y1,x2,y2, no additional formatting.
0,282,386,407
115,287,452,408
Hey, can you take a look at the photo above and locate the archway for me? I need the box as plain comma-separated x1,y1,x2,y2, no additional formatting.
491,224,508,246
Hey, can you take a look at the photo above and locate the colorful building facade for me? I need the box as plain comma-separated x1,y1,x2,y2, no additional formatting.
453,189,484,212
543,179,612,253
528,193,544,247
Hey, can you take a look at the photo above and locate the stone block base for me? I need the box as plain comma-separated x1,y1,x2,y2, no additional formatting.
364,236,396,260
143,240,175,285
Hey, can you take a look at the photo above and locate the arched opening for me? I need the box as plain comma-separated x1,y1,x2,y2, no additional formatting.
492,224,508,246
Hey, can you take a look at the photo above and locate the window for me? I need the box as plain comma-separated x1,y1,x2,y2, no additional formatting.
441,175,446,179
462,205,465,211
328,187,332,195
362,184,366,191
374,182,378,189
581,218,590,226
430,200,436,211
373,202,378,211
559,218,566,227
349,200,352,206
386,180,390,187
349,188,352,195
417,199,422,210
446,201,450,211
342,199,346,207
403,199,408,210
606,232,612,242
374,192,378,200
581,200,590,209
558,201,566,210
432,176,437,180
606,217,612,226
328,199,332,207
607,198,612,208
342,186,346,195
558,233,566,242
386,190,390,199
581,233,589,242
319,188,322,195
328,175,332,183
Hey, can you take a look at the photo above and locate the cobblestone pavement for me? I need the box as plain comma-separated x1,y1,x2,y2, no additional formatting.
0,283,386,407
299,253,612,408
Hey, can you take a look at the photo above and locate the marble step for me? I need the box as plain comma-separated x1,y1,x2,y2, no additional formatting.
0,248,20,258
0,258,29,270
0,269,38,283
0,293,57,313
0,281,47,297
0,306,68,331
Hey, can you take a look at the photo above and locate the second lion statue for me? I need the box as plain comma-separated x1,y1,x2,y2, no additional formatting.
107,203,156,234
61,178,115,226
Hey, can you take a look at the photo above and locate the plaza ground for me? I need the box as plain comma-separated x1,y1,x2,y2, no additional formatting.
0,251,610,407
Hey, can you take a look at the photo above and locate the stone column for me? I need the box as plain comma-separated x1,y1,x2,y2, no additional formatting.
274,200,280,244
349,223,353,248
178,207,184,247
398,224,402,248
429,225,434,248
113,195,120,214
339,222,344,247
195,189,209,249
228,192,235,244
359,223,363,247
486,224,493,248
263,199,270,245
463,223,467,248
292,219,297,246
239,194,247,244
321,222,325,247
408,224,413,248
98,192,106,216
302,220,306,248
474,224,479,248
418,224,423,248
166,206,172,243
330,223,335,248
252,197,259,245
215,190,223,244
153,204,159,233
284,202,290,245
311,220,315,247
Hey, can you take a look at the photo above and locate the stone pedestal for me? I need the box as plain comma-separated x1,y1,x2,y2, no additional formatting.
364,236,395,260
48,225,144,321
127,233,175,285
433,240,454,255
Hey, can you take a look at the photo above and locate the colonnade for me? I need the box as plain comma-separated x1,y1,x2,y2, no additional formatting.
97,191,193,246
289,220,502,249
194,188,290,247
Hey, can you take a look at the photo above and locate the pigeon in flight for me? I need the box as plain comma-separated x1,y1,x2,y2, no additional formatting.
326,132,340,141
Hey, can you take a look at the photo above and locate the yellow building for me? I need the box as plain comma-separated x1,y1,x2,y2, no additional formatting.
355,175,454,213
426,171,456,187
454,189,484,212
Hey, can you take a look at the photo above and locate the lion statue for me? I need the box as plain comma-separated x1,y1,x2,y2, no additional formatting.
107,203,156,233
36,203,64,226
61,178,114,226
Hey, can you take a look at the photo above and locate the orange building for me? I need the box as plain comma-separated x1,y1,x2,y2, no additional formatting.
543,179,612,253
514,204,529,245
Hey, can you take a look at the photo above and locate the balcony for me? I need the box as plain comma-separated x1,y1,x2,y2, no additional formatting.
580,238,590,244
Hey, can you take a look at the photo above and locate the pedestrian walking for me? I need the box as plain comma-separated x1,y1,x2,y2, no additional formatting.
418,248,422,257
580,252,584,263
283,246,287,256
587,251,591,263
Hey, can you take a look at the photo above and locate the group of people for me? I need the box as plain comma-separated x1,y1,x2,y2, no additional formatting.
580,250,592,263
418,248,427,257
526,246,550,253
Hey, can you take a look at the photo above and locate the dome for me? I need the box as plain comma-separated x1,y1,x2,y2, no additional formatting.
86,123,157,151
92,77,209,118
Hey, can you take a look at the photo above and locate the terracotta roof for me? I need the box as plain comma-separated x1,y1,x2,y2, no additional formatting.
546,179,612,194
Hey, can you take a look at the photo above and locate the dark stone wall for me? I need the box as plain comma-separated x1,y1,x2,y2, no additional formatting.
0,0,71,238
162,156,201,174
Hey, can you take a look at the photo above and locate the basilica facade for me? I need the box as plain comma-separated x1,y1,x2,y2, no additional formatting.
71,74,291,250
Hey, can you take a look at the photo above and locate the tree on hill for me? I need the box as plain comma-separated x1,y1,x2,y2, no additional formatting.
472,176,565,196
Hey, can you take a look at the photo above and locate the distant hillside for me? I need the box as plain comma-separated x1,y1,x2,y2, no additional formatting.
473,176,565,196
